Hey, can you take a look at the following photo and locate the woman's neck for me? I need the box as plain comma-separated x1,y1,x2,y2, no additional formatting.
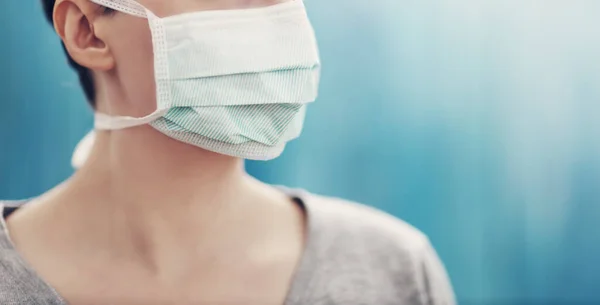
81,127,248,208
41,127,297,276
6,126,305,285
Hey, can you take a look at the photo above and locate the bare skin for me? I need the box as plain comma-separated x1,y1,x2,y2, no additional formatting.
6,0,306,304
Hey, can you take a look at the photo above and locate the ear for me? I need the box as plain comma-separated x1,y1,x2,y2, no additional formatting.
53,0,115,71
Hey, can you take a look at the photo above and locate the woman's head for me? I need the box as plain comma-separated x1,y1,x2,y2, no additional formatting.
42,0,287,115
46,0,320,163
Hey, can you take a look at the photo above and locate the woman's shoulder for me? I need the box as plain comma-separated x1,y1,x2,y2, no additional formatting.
297,190,430,252
290,190,456,305
0,201,29,274
0,201,34,299
0,200,66,304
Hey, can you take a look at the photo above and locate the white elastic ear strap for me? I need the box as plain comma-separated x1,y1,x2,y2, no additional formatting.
89,0,147,18
95,110,168,130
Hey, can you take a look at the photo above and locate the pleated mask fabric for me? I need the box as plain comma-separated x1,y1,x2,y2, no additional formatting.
88,0,321,160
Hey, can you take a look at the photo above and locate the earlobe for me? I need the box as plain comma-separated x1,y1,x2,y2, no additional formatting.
54,0,115,72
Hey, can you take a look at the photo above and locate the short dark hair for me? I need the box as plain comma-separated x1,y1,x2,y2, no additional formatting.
42,0,96,107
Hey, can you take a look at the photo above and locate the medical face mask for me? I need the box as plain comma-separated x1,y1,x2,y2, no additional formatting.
88,0,321,160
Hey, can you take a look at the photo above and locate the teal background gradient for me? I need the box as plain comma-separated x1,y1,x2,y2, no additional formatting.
2,1,600,304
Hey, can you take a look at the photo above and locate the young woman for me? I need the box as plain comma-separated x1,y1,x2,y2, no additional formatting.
0,0,455,304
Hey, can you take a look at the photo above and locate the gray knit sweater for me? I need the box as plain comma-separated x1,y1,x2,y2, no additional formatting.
0,190,455,305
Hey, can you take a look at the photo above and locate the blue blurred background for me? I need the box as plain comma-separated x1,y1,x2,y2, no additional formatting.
2,1,600,304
